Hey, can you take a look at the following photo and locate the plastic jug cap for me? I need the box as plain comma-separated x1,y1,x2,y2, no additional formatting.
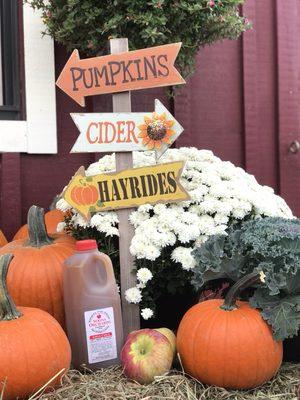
75,239,98,251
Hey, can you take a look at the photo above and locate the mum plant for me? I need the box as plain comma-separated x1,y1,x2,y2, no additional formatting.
57,148,293,321
192,217,300,340
27,0,250,78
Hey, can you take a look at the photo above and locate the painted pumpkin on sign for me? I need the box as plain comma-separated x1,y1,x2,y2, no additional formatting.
177,273,283,390
0,254,71,400
0,205,75,328
70,182,98,206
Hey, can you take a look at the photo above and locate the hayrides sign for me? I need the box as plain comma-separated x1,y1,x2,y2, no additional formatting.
64,162,189,219
56,39,186,333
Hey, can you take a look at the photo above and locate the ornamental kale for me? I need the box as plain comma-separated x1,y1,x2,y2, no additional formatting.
192,217,300,340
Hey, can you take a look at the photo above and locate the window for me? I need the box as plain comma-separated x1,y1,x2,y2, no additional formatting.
0,0,21,120
0,2,57,153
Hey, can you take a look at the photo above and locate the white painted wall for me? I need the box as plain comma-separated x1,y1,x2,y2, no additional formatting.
0,3,57,153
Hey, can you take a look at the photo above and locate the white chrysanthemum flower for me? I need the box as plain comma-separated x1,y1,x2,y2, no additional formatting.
104,226,119,237
129,211,150,228
153,204,167,214
138,204,153,213
125,287,142,304
56,221,66,233
171,247,196,270
137,268,153,284
141,308,154,320
214,213,229,225
71,213,88,228
142,245,161,261
56,198,72,212
59,147,294,313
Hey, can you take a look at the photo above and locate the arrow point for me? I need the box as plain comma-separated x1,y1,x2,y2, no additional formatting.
56,49,85,107
75,166,86,177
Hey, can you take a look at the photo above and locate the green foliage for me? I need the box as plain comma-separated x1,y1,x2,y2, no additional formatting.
192,217,300,340
26,0,250,78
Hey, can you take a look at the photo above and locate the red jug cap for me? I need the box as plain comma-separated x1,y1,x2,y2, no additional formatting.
75,239,98,251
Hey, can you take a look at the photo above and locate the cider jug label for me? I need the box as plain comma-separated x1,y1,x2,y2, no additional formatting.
84,307,117,364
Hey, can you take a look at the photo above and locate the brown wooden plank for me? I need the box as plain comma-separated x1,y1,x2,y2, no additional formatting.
276,0,300,216
110,38,140,336
0,154,22,239
174,39,244,167
242,0,279,190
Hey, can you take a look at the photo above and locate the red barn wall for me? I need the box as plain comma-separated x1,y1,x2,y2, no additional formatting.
1,0,299,239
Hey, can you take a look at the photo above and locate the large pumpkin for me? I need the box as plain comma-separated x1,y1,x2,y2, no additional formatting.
0,254,71,400
177,273,283,390
0,230,7,247
0,205,75,327
13,208,65,240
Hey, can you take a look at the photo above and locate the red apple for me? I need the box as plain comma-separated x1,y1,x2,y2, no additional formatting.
121,328,173,384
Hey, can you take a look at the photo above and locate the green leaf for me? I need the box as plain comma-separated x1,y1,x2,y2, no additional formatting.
27,0,250,79
250,288,300,340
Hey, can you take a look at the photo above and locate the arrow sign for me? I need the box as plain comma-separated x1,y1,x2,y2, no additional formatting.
63,161,190,220
71,99,183,158
56,43,185,106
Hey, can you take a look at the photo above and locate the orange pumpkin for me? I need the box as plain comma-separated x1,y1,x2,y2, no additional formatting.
0,253,71,400
70,183,98,205
0,230,7,247
177,273,283,389
13,208,65,240
0,205,75,327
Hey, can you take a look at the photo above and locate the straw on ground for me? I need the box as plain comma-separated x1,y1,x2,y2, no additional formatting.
38,363,300,400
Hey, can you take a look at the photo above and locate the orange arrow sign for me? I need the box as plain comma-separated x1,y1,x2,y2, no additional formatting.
56,43,185,107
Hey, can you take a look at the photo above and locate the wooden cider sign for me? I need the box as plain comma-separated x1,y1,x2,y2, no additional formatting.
71,99,184,158
63,162,190,219
56,43,185,106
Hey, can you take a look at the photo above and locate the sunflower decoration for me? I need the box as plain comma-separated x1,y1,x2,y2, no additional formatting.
138,112,175,150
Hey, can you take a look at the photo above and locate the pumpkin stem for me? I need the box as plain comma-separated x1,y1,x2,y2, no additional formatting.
221,272,261,311
0,254,22,321
27,205,53,247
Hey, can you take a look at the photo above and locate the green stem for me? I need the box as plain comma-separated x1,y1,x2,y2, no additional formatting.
221,272,261,311
0,254,22,321
27,205,53,247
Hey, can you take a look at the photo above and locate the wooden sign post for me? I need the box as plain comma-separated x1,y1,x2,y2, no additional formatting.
111,38,138,336
56,38,186,337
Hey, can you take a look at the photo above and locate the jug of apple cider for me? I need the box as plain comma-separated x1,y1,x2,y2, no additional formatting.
63,239,123,370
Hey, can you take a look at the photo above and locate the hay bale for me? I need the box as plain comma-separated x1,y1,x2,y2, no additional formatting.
37,363,299,400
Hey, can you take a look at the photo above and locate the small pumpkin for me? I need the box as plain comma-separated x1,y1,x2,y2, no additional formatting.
70,181,98,206
0,205,75,327
0,230,7,247
0,254,71,400
177,273,283,390
13,208,65,240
